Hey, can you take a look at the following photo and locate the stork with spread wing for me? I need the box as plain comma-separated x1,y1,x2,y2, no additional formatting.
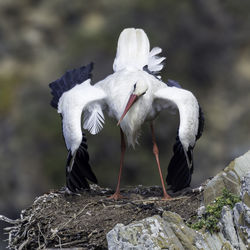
49,28,204,200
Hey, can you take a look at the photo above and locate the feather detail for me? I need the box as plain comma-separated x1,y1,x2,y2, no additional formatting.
83,105,105,135
149,47,162,57
148,46,166,74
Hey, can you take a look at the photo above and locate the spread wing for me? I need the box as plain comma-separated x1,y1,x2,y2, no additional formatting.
154,85,204,191
49,63,107,192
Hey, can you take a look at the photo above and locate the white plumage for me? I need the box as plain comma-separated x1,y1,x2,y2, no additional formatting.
148,47,166,73
50,27,203,198
57,79,106,153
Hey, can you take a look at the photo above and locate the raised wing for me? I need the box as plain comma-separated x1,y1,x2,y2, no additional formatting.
49,63,107,192
154,86,204,191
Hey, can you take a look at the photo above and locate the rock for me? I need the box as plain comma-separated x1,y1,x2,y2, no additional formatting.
204,150,250,206
197,205,206,217
227,151,250,179
204,173,229,206
106,215,183,250
220,206,241,249
233,173,250,249
107,210,246,249
241,173,250,208
107,161,250,250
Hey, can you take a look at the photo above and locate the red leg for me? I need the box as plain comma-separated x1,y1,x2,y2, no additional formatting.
108,128,126,200
150,123,172,200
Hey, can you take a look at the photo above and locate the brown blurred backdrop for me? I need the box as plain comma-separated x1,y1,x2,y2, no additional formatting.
1,0,250,247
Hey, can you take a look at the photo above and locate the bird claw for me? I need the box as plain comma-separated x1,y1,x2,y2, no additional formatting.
162,193,172,201
107,192,124,200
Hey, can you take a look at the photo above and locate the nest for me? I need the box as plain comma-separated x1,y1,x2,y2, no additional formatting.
1,185,203,249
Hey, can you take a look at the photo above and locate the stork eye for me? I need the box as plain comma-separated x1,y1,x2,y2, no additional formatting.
133,83,136,90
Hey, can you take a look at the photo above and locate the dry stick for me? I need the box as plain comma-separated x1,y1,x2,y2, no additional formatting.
55,239,87,248
0,215,24,224
56,234,62,249
18,238,30,250
37,222,47,247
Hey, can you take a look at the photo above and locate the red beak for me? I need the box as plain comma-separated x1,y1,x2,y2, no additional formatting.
117,94,138,126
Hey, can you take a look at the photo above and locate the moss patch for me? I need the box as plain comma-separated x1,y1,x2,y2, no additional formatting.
189,189,240,233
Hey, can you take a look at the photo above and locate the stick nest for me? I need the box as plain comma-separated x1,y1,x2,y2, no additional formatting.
2,185,203,249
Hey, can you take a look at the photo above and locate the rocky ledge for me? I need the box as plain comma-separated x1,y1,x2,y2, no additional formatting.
107,151,250,249
1,151,250,249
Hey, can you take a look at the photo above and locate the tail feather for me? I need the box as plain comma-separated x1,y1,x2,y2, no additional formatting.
113,28,150,72
66,133,97,192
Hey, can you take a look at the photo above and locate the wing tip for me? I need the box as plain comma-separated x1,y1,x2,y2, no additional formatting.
166,136,193,192
65,133,98,193
196,106,205,140
49,62,94,110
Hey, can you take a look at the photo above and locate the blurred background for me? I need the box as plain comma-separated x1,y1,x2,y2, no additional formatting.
1,0,250,247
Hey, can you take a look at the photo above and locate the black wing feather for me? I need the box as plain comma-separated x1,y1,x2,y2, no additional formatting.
166,106,204,192
49,63,94,109
66,133,97,192
196,106,204,140
166,136,193,191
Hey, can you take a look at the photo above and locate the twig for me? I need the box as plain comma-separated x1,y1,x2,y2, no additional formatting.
18,238,30,250
0,215,24,224
37,222,47,247
54,239,87,247
56,234,62,249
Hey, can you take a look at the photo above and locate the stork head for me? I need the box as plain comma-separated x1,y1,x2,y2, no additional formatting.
117,81,148,125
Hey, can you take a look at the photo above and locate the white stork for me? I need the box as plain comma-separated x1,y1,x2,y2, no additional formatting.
49,28,204,200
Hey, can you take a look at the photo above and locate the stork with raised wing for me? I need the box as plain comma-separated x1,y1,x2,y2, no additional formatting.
49,28,204,200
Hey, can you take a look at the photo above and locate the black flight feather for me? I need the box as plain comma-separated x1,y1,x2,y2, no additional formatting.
66,133,97,192
166,136,193,192
196,106,205,140
166,105,204,192
49,62,94,109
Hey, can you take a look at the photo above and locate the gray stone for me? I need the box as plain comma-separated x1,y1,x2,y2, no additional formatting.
231,173,250,249
241,173,250,208
197,205,206,217
106,215,182,250
204,173,226,206
204,151,250,206
221,206,240,249
106,210,246,250
226,151,250,180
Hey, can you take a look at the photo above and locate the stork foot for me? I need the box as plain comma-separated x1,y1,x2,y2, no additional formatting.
162,192,172,201
108,192,124,200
